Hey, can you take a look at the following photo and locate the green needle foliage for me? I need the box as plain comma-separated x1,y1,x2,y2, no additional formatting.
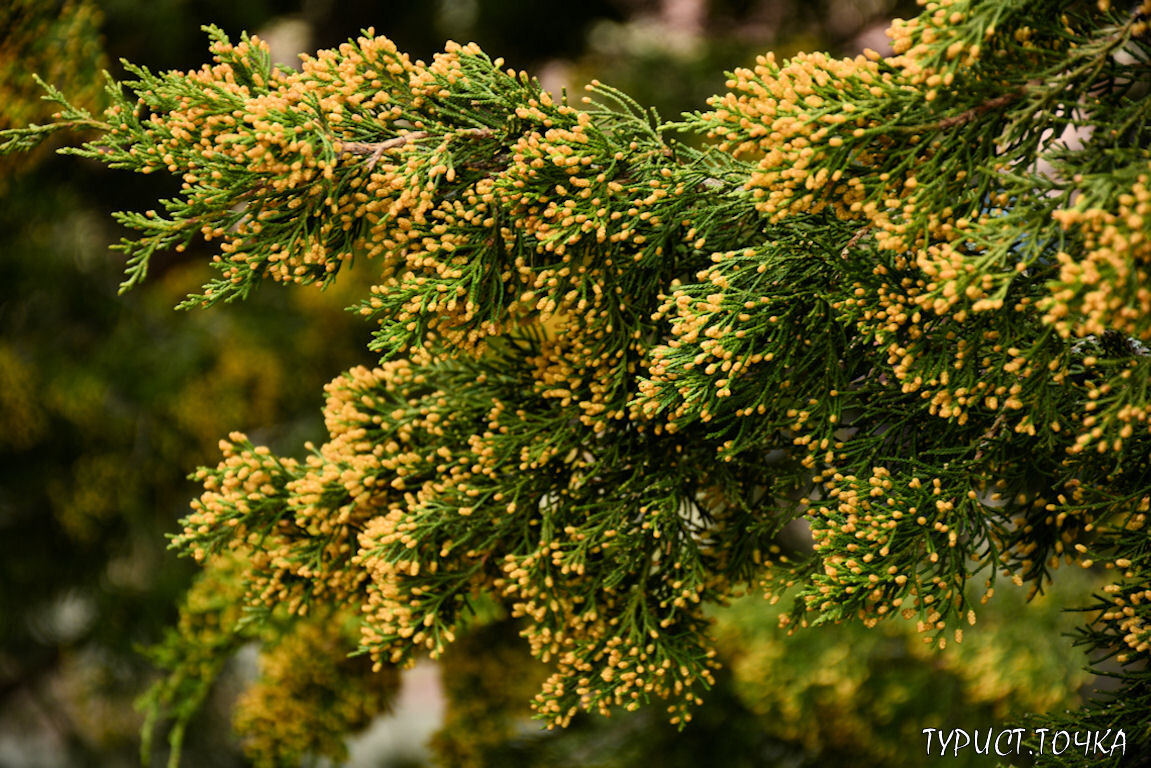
4,0,1151,764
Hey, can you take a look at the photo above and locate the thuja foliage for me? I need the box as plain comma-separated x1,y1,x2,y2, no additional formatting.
5,0,1151,763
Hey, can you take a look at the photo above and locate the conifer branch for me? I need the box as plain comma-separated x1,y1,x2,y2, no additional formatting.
934,92,1021,130
894,91,1022,135
6,4,1151,763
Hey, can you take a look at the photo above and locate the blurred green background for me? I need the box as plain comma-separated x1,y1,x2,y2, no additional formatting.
0,1,1102,766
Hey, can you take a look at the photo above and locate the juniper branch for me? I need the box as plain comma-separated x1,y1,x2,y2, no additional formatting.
6,3,1151,763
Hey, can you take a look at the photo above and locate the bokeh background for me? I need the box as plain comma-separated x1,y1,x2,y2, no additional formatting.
0,1,1105,766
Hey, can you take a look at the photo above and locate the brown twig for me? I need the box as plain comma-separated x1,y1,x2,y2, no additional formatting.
338,127,497,169
972,410,1007,463
896,91,1022,134
840,225,870,260
338,132,428,169
936,92,1021,130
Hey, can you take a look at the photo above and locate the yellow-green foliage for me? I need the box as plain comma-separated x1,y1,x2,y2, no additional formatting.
137,552,254,762
233,613,401,767
430,618,550,768
713,571,1099,766
0,342,48,450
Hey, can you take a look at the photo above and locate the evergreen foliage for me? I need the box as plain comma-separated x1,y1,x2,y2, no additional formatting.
4,0,1150,764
